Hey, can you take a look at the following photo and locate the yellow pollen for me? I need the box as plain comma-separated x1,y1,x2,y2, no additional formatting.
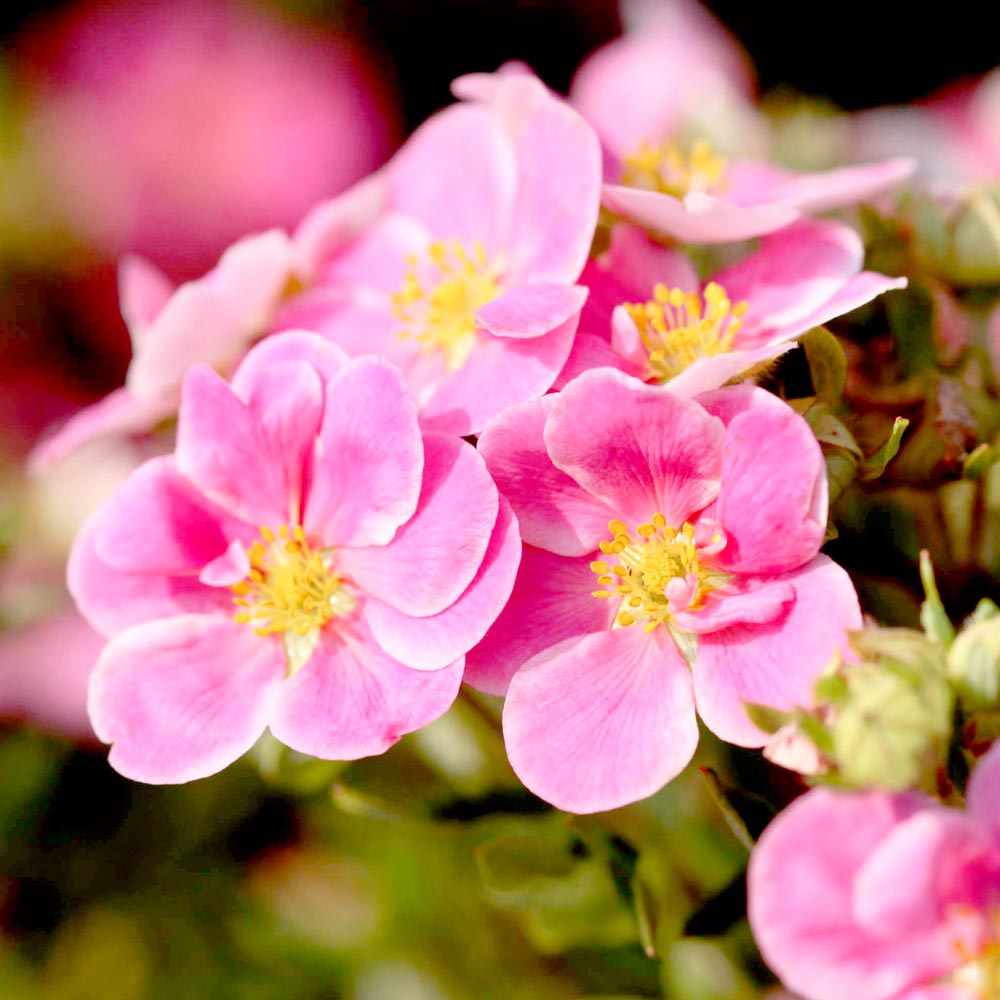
621,137,728,199
391,239,502,371
950,915,1000,998
590,516,712,632
231,524,355,641
624,281,748,382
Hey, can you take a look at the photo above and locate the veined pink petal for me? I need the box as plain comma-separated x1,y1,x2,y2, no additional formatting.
694,555,861,747
363,496,520,672
68,510,232,637
339,434,498,617
229,330,350,397
601,184,801,244
126,229,295,399
659,342,797,399
118,254,174,345
545,368,724,529
464,545,617,696
268,620,463,760
88,615,284,783
303,356,423,548
503,627,699,813
553,331,635,389
476,283,588,339
418,313,577,436
504,93,602,286
698,385,826,574
602,222,700,298
388,103,517,253
478,395,616,557
672,575,795,634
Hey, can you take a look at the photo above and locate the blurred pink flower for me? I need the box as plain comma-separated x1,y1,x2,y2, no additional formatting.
69,332,519,783
21,0,399,275
278,71,602,435
749,742,1000,1000
559,219,907,395
468,371,860,813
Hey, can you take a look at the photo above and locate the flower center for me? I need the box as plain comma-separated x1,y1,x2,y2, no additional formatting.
591,516,713,632
623,281,747,382
232,524,355,640
620,138,728,199
391,239,502,371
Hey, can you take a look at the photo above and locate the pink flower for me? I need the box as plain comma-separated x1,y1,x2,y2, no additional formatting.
749,743,1000,1000
468,369,861,813
275,71,602,435
21,0,399,274
68,332,520,783
559,219,907,396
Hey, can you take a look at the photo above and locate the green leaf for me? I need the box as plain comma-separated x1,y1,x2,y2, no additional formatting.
802,326,848,404
919,549,956,649
632,874,659,959
859,416,909,481
699,768,775,850
963,443,999,480
475,833,580,893
742,702,793,735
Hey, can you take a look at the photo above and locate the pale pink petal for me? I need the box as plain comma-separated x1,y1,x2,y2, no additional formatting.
726,157,916,214
503,627,699,813
199,540,250,587
302,356,423,548
966,741,1000,834
504,94,602,285
602,223,700,298
553,331,635,389
127,229,295,399
363,497,520,671
118,254,174,344
601,184,801,244
464,546,617,696
694,555,862,747
477,395,616,557
29,387,177,473
229,330,350,397
268,621,463,760
476,283,588,339
545,368,724,528
672,575,795,634
698,385,826,574
88,615,284,783
339,434,497,617
660,341,797,399
419,314,577,436
175,366,294,527
68,511,232,637
748,787,937,1000
388,104,517,252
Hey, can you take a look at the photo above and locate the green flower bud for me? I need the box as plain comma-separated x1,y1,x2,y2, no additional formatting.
912,185,1000,286
948,616,1000,710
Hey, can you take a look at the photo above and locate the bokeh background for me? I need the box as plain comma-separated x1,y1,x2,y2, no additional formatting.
0,1,997,997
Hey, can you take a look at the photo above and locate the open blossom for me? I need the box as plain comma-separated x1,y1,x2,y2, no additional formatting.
559,219,907,396
275,71,602,436
468,368,860,813
68,332,520,783
749,742,1000,1000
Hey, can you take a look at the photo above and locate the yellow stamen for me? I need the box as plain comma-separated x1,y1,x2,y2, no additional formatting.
621,137,728,199
624,281,747,382
391,239,503,371
589,516,714,633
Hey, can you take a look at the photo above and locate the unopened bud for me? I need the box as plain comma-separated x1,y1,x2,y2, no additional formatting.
948,615,1000,710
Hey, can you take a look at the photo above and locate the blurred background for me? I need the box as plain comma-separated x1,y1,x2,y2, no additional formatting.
1,1,998,997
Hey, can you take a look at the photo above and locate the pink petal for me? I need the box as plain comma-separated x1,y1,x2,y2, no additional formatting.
545,368,724,529
659,342,797,399
694,555,862,747
748,787,937,1000
230,330,350,396
126,229,295,399
68,510,231,638
464,545,617,697
602,223,700,298
699,385,826,574
363,496,520,671
118,254,174,344
303,356,423,548
88,615,284,783
601,185,801,244
476,283,588,339
29,387,177,473
504,94,602,285
672,575,795,634
726,157,915,214
388,103,516,253
339,434,497,617
503,627,699,813
418,313,577,436
268,621,463,760
553,331,635,390
477,395,616,557
966,741,1000,834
